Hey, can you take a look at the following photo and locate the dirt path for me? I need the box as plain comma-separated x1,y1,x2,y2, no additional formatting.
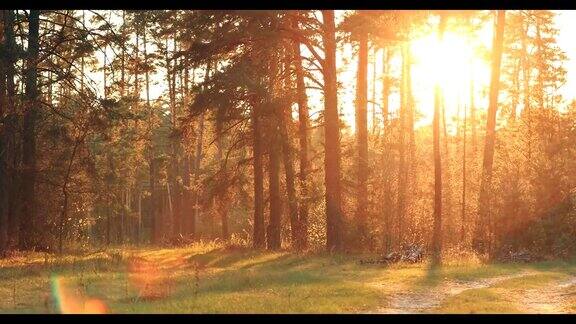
371,272,532,314
514,276,576,314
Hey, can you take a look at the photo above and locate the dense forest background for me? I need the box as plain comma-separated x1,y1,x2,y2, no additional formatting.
0,10,575,263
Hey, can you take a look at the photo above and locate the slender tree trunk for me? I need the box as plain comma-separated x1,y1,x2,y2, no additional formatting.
510,57,520,121
461,98,468,243
4,10,16,249
475,10,506,256
520,17,531,114
407,48,416,174
381,47,390,128
137,188,142,244
535,20,544,109
380,46,392,253
182,155,193,238
106,153,114,246
59,135,84,254
193,115,205,238
440,90,453,240
181,64,194,239
0,11,7,254
143,20,160,244
165,37,175,237
166,36,181,239
192,62,211,239
442,95,449,155
267,119,282,250
81,11,85,93
278,52,298,249
520,16,533,161
355,31,369,243
103,47,108,98
470,62,477,154
215,99,229,240
432,14,447,265
279,112,298,248
397,43,409,249
252,103,265,249
322,10,344,252
171,36,182,239
266,50,282,251
19,10,40,250
371,47,378,134
292,26,310,250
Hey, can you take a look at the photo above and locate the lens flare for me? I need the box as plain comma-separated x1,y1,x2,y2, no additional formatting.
50,275,107,314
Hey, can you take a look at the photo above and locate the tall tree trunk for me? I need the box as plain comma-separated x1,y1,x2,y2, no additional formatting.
192,61,211,239
4,10,16,249
322,10,344,252
166,36,181,239
278,48,298,249
266,50,282,251
380,46,392,253
279,109,298,249
59,136,84,254
510,57,520,121
80,11,86,93
215,94,229,240
520,16,531,114
143,20,160,244
461,96,468,243
193,115,205,239
381,47,390,128
0,11,7,254
520,15,533,161
133,19,142,244
355,31,369,243
182,155,193,238
407,48,416,173
120,11,126,97
535,20,544,109
470,61,477,153
252,102,265,248
432,14,446,265
474,10,506,256
397,43,409,249
371,47,377,134
442,95,449,155
292,26,310,250
216,134,229,240
267,118,282,250
19,10,40,250
106,153,114,246
181,64,194,239
440,90,453,240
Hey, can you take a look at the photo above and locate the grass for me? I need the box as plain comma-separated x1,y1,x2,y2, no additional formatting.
0,243,575,313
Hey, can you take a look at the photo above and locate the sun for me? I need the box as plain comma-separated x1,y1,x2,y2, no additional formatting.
409,29,492,129
318,20,493,133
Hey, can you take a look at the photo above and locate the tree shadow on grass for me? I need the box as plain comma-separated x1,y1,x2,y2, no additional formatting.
0,253,127,282
158,250,386,305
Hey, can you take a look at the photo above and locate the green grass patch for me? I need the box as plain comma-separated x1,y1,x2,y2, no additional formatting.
1,244,576,313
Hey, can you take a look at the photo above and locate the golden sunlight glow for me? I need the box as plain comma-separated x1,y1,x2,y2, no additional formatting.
336,20,494,133
409,27,492,129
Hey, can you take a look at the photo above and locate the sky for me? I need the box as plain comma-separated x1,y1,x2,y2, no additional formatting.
554,10,576,103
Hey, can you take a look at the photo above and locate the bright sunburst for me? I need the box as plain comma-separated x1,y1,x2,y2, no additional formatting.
409,27,492,129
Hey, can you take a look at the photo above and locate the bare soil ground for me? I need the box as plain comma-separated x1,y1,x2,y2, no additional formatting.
372,270,576,314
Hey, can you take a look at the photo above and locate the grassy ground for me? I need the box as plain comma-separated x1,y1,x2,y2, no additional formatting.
0,243,575,314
